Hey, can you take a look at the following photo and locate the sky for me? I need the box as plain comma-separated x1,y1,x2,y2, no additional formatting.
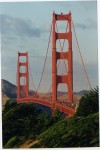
0,0,98,92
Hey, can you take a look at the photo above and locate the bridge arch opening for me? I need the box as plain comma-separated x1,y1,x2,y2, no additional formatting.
20,66,26,73
19,56,26,63
56,20,69,33
57,59,68,76
57,83,68,102
56,39,68,52
20,77,26,85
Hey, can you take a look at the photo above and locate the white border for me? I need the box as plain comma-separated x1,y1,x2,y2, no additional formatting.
0,0,96,1
97,0,100,147
0,0,99,150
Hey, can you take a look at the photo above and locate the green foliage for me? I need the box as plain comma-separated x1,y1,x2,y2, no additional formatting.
75,87,99,117
31,87,99,148
33,112,99,148
2,100,54,147
4,136,19,148
3,99,17,113
2,87,99,148
53,109,66,122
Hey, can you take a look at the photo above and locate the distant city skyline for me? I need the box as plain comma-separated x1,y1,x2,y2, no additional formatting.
0,0,98,92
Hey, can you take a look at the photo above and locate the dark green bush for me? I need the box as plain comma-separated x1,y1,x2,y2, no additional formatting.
34,112,99,148
75,87,99,117
4,136,19,148
2,100,58,147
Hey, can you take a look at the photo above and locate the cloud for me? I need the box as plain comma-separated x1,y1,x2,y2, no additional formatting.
0,14,42,38
78,1,97,11
75,21,97,30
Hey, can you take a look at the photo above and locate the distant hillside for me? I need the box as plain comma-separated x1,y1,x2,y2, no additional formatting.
2,79,17,98
1,79,35,99
75,90,88,96
57,90,88,97
1,79,88,106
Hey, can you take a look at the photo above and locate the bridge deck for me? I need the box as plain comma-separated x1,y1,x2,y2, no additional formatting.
17,97,76,117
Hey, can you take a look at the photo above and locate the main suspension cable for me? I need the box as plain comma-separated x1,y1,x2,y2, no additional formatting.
36,23,52,92
72,19,92,90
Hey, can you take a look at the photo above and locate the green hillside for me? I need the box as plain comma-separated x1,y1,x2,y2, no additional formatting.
2,87,99,148
33,112,99,148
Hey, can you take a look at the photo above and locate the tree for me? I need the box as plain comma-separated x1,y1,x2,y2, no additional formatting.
2,100,55,147
53,109,66,123
75,87,99,117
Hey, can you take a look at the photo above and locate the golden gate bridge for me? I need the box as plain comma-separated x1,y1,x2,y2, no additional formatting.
16,12,91,117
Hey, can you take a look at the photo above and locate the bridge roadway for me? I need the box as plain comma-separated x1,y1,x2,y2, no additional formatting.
17,97,76,117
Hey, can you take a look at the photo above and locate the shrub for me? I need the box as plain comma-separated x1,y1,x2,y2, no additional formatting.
4,136,19,148
75,87,99,117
